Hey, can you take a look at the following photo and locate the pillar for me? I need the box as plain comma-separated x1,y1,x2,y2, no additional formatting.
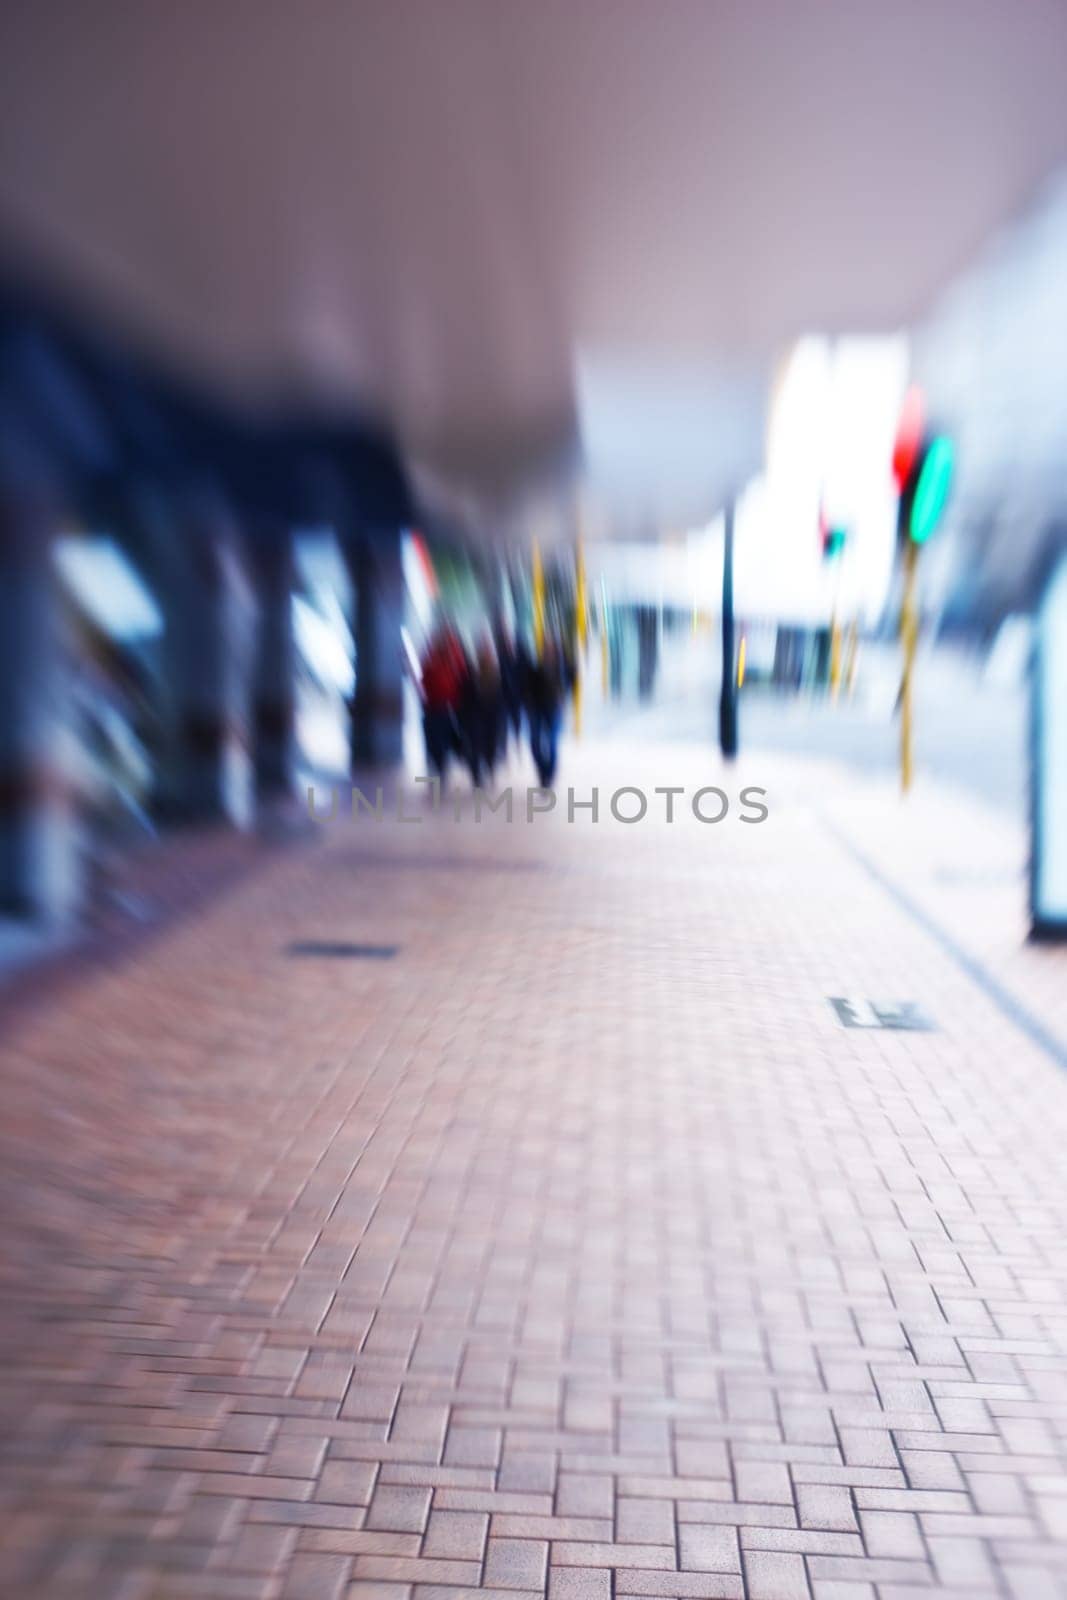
346,530,405,769
251,530,296,798
719,500,738,758
637,605,659,699
0,486,81,922
142,493,257,826
1031,550,1067,939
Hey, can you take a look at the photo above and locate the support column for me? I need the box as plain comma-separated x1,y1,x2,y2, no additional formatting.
637,605,659,699
347,530,405,769
719,500,738,758
251,530,296,798
145,494,257,826
0,487,81,922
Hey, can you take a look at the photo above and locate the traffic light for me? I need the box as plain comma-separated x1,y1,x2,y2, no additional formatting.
892,385,924,492
891,395,955,793
893,386,954,546
896,433,954,546
908,436,954,545
822,524,847,560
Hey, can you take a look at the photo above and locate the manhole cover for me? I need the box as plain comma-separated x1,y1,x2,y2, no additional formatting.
829,997,934,1031
286,941,398,959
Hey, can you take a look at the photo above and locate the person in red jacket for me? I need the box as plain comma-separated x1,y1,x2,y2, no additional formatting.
419,623,468,783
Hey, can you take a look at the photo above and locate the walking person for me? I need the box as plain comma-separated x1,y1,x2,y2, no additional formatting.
456,634,500,788
525,636,569,788
495,624,526,748
419,623,466,785
474,634,505,780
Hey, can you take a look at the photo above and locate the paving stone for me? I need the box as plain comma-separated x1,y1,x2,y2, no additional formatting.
281,1551,354,1599
548,1570,612,1600
420,1510,488,1561
318,1462,380,1507
677,1525,740,1573
365,1487,433,1535
733,1461,794,1505
797,1486,858,1533
483,1537,549,1589
556,1475,614,1519
616,1498,676,1545
742,1550,812,1600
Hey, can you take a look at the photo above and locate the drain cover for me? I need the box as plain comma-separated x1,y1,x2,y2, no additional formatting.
829,997,934,1031
287,941,398,959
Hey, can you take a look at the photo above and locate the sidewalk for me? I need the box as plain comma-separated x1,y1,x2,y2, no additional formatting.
1,738,1066,1600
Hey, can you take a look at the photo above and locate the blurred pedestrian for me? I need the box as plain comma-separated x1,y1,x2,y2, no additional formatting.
525,636,571,788
495,625,526,746
419,623,466,784
457,633,502,787
475,634,505,777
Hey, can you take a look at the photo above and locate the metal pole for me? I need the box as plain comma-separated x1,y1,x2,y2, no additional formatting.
900,539,919,792
532,540,546,659
829,553,843,700
719,502,738,758
574,537,588,736
845,615,859,696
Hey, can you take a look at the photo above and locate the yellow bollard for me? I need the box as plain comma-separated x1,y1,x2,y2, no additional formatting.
531,541,545,659
573,539,587,737
845,617,859,696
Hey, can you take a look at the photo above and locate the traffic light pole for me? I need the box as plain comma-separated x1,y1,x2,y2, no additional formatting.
531,540,546,659
899,539,919,793
845,615,859,696
573,537,587,737
719,501,738,759
890,387,952,794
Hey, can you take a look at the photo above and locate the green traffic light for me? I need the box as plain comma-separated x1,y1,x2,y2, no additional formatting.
909,435,953,544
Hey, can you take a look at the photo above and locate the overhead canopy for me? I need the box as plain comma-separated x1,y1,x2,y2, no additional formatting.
3,0,1067,538
913,170,1067,619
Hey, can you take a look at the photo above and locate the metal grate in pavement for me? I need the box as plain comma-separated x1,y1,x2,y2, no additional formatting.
285,940,399,959
829,996,935,1031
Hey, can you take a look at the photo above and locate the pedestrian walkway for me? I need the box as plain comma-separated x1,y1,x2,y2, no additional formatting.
2,740,1066,1600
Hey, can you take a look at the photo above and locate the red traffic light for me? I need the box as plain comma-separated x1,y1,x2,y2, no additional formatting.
892,386,924,491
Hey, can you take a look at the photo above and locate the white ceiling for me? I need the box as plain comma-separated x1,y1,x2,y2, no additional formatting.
3,0,1067,538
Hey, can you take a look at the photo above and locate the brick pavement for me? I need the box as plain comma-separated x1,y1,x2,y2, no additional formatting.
1,740,1066,1600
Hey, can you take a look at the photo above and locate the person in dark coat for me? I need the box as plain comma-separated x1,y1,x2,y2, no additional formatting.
419,624,466,783
458,634,504,786
495,626,526,745
525,637,571,788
